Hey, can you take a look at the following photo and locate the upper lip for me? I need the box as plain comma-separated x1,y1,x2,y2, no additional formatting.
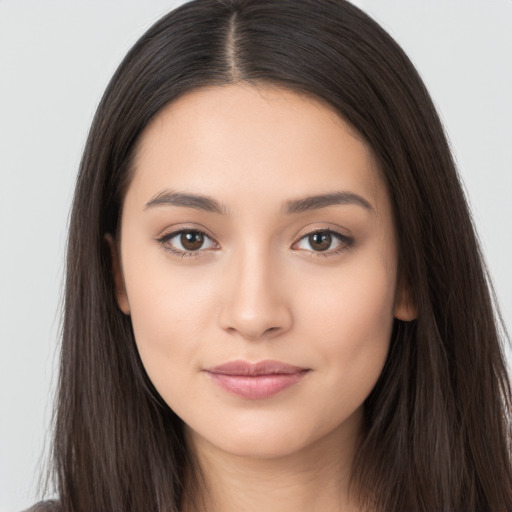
205,359,308,376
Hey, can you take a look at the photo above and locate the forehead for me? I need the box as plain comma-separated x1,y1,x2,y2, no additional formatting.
127,84,387,213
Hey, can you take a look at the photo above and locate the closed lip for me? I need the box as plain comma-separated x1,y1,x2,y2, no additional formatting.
204,359,310,399
204,359,309,376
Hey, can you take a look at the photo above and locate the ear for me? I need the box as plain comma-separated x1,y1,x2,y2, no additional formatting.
394,270,418,321
105,234,130,315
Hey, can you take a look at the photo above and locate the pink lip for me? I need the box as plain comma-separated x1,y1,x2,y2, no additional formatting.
204,360,310,400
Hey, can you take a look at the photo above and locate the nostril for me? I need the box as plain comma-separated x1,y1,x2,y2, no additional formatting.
218,277,293,340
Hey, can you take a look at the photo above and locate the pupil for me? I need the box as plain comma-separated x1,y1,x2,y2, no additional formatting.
181,231,204,251
310,232,331,251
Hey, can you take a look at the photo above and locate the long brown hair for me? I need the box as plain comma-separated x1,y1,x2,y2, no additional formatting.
35,0,512,510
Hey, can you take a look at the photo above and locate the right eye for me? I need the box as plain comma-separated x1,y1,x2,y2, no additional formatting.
157,229,218,257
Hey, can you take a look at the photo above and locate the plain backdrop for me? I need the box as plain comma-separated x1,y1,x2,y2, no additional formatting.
1,1,511,510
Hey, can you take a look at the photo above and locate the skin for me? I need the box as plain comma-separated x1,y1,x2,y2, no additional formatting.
110,84,415,512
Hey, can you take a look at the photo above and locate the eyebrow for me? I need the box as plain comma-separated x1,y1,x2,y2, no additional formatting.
284,191,374,214
145,190,229,214
144,189,374,214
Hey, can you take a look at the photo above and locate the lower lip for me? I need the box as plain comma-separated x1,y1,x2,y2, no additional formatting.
206,371,309,400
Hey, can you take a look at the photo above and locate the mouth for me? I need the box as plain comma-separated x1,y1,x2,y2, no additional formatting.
203,360,310,400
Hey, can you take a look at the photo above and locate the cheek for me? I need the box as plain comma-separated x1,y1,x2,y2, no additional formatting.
121,251,216,394
295,254,396,390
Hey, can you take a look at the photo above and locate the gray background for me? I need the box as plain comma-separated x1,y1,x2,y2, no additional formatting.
1,1,511,510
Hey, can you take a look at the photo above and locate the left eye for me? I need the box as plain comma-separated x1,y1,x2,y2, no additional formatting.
294,230,351,253
160,230,217,253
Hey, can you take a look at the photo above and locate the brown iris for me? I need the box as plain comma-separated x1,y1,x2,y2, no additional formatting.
180,231,204,251
309,231,332,251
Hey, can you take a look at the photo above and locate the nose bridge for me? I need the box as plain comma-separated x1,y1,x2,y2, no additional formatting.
220,238,292,340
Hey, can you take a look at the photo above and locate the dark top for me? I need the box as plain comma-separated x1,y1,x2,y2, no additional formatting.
23,501,59,512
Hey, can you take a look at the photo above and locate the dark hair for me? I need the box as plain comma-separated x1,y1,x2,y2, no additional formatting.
36,0,512,510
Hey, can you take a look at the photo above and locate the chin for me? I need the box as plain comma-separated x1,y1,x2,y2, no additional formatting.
226,435,306,459
185,410,356,462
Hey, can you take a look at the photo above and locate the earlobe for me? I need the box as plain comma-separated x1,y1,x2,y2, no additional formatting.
105,234,131,315
394,272,418,321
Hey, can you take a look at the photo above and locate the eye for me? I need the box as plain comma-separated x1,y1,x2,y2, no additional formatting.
157,229,218,257
293,229,353,256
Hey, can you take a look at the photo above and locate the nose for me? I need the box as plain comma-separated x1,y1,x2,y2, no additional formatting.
219,243,293,341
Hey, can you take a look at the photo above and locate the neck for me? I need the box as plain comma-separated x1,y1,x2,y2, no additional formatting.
182,409,364,512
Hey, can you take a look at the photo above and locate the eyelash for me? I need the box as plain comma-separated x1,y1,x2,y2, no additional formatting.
157,227,354,259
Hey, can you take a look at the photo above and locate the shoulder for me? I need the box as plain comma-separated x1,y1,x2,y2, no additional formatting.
22,501,60,512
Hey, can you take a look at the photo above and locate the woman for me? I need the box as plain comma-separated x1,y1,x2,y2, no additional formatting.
29,0,512,510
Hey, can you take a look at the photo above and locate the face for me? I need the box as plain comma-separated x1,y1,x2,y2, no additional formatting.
112,84,414,460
